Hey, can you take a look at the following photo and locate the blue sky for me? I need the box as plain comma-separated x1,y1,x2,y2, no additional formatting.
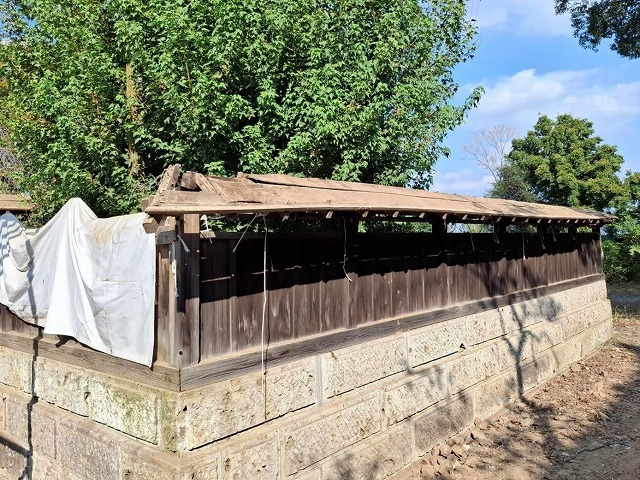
431,0,640,197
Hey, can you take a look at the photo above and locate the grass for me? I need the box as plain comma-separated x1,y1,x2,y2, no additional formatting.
608,281,640,317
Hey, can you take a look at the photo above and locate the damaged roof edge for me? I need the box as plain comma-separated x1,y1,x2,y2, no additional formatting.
143,166,616,225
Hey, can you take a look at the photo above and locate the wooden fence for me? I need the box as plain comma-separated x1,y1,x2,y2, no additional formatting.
198,231,601,360
0,229,603,373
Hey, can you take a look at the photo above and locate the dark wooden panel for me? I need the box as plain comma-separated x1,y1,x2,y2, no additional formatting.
194,231,604,358
292,239,321,338
200,239,233,358
233,238,266,351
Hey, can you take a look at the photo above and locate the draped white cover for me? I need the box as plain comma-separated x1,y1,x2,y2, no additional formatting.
0,198,155,366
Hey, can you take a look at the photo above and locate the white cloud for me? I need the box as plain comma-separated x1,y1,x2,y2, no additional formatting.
468,0,572,37
462,68,640,145
431,169,493,196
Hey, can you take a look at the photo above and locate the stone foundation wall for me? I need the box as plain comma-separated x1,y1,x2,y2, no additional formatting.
0,280,612,479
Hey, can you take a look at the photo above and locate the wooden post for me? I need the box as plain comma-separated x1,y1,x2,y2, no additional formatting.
155,242,179,366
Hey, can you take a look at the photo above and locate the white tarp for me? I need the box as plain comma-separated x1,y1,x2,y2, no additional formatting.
0,198,155,366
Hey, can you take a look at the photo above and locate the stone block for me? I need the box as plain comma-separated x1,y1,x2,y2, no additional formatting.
550,337,582,373
284,396,381,474
581,319,613,356
266,358,316,419
469,309,511,345
474,371,518,419
32,454,85,480
158,392,180,453
292,470,321,480
520,353,553,393
0,347,32,393
185,458,220,480
495,334,534,372
322,337,405,398
5,397,56,458
563,300,610,339
322,425,413,480
0,438,28,479
515,296,561,327
56,422,121,480
179,374,264,451
34,358,89,416
531,321,564,354
121,450,181,480
409,320,470,367
180,359,318,451
88,378,158,444
449,345,500,394
0,393,5,430
384,367,448,425
414,396,474,455
222,435,279,480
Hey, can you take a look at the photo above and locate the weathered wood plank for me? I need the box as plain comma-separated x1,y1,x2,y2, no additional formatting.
180,214,201,366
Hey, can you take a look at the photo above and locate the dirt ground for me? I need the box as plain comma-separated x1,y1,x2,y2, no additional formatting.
396,283,640,480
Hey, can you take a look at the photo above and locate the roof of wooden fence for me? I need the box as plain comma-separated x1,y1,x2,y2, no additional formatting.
0,194,32,212
144,165,615,226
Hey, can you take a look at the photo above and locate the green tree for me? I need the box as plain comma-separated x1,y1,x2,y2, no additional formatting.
488,162,538,203
0,0,481,222
604,171,640,281
502,114,625,210
555,0,640,59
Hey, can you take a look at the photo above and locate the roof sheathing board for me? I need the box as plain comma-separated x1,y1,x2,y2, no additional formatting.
144,171,615,225
0,194,33,212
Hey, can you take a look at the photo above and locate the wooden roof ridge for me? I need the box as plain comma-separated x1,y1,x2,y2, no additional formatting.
143,166,616,225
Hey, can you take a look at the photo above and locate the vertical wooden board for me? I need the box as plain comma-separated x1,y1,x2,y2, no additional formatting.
180,214,201,366
372,259,393,321
391,256,409,317
155,243,179,366
447,262,461,306
267,237,295,343
0,305,9,332
319,236,348,331
594,236,603,274
436,260,450,308
293,237,321,338
466,261,480,301
408,261,426,313
495,256,508,296
353,258,375,324
233,238,265,351
322,264,348,331
199,239,232,359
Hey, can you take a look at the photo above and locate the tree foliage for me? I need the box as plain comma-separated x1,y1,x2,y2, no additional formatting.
500,114,625,210
488,162,538,203
603,171,640,281
555,0,640,59
0,0,481,222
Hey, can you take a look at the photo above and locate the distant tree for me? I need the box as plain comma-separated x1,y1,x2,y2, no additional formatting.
0,0,482,223
504,114,625,210
604,171,640,281
463,124,517,183
555,0,640,59
488,162,538,203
